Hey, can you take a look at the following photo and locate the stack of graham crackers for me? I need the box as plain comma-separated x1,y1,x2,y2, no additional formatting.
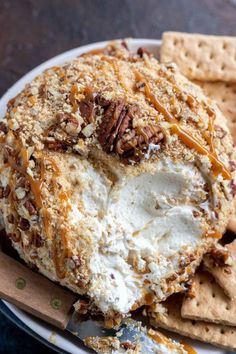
150,32,236,351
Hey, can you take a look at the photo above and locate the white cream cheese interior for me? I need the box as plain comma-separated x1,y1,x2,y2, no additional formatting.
68,158,209,314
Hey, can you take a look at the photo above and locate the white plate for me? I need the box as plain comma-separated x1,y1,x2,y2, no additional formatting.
0,38,231,354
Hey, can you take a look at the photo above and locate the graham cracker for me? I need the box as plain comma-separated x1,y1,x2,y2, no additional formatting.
181,271,236,326
203,240,236,299
150,294,236,351
161,32,236,82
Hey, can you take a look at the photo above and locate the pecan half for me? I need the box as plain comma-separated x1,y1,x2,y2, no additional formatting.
98,99,164,162
98,98,126,152
116,124,164,161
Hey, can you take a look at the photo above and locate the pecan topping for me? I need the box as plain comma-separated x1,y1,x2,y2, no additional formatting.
3,145,14,164
16,176,30,189
74,299,90,314
18,218,30,231
79,100,95,123
185,278,195,299
117,124,164,161
0,185,10,198
229,160,236,172
24,200,37,215
98,98,126,151
98,99,164,162
0,122,8,134
137,47,152,58
56,112,81,136
192,210,200,218
215,125,227,139
209,247,229,267
46,140,69,151
7,214,15,224
32,232,44,247
230,180,236,197
8,230,21,243
95,93,111,107
121,342,136,350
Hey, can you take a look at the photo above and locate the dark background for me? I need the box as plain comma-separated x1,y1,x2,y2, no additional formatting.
1,0,236,352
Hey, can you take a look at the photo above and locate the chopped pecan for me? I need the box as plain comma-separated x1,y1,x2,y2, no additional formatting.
46,140,69,151
3,145,14,164
95,93,111,107
7,214,15,224
56,112,81,136
166,273,178,282
215,125,227,139
0,185,10,198
79,100,95,123
185,279,195,299
121,342,136,350
121,40,129,50
230,180,236,197
0,122,8,134
74,299,90,314
229,160,236,172
8,230,21,243
32,232,44,247
137,47,152,57
192,210,200,218
209,247,229,267
24,200,37,215
16,176,30,189
18,218,30,231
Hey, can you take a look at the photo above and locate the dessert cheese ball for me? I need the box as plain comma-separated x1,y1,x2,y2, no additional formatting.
0,42,235,319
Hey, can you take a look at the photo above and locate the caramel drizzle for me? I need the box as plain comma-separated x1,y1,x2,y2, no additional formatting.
148,330,197,353
81,48,106,57
0,135,6,144
69,84,79,113
12,144,71,278
205,230,222,239
180,342,197,354
52,226,69,279
135,71,231,180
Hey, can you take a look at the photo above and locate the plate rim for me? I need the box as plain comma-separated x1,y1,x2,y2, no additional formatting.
0,37,229,354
